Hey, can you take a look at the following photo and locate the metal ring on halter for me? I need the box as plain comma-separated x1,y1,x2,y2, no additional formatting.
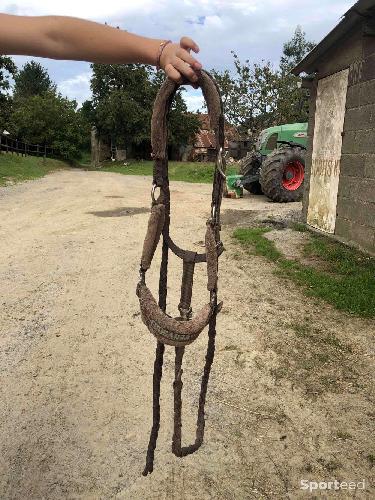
151,183,158,203
216,147,226,179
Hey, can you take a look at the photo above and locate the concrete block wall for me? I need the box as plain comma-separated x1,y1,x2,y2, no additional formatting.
336,53,375,254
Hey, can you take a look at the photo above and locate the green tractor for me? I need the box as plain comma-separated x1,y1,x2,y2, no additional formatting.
238,122,308,202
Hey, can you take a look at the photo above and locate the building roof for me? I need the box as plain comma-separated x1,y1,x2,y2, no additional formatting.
193,113,239,149
293,0,375,75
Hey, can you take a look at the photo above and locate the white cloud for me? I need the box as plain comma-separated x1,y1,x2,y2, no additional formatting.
1,0,159,19
204,15,223,28
58,71,91,105
184,90,205,112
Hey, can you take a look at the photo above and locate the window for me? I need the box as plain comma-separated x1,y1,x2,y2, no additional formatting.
265,133,278,151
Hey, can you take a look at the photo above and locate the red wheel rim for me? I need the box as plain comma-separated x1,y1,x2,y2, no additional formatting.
282,161,304,191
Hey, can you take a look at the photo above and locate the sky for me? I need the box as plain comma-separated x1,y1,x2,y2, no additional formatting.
1,0,354,111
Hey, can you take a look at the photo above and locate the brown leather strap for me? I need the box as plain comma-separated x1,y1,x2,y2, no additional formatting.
141,70,225,476
165,234,225,263
178,261,195,320
205,222,218,291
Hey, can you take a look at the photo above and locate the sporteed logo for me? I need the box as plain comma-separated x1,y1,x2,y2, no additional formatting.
300,479,366,492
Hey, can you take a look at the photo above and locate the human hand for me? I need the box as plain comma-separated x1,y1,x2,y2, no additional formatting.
159,36,202,86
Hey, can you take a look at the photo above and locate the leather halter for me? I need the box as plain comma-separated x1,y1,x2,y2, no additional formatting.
137,70,226,474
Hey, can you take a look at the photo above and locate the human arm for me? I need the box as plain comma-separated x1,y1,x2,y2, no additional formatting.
0,13,202,83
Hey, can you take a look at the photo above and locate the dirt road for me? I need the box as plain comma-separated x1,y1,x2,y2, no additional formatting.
0,170,373,499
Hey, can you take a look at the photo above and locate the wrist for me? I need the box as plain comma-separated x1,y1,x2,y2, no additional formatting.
124,35,165,67
156,40,172,70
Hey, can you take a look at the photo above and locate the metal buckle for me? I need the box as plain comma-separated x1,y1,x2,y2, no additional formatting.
216,147,226,179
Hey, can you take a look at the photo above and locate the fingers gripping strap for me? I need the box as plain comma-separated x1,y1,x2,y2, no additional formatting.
141,204,165,270
137,283,212,347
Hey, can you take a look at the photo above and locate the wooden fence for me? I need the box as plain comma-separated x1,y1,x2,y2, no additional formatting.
0,135,55,158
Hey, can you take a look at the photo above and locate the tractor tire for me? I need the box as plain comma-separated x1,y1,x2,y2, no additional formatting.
240,152,263,195
259,147,305,202
244,181,263,195
239,151,261,174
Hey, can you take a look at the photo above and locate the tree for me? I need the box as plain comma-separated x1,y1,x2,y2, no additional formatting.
276,27,316,124
79,100,96,151
90,63,155,153
89,63,199,156
9,91,86,159
14,61,56,98
211,53,280,134
211,27,316,135
208,68,234,115
280,25,316,75
0,56,17,127
167,91,201,148
9,62,87,159
80,100,96,126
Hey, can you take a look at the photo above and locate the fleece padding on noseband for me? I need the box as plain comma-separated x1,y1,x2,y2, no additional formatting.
141,204,165,270
137,282,213,347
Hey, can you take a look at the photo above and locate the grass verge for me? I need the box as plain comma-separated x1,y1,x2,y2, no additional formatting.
269,319,358,396
0,154,68,186
82,160,239,184
233,227,375,318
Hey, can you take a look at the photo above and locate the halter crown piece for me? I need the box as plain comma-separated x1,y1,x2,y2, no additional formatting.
136,70,226,475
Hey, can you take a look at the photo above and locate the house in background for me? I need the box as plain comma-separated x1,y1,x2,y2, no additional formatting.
188,114,245,162
293,0,375,254
90,113,248,165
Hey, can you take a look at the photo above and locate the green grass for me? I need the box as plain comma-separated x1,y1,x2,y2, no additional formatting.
290,221,309,232
0,154,68,186
77,150,91,166
1,153,239,186
83,159,239,184
233,227,375,318
270,318,359,396
234,227,282,261
290,322,351,353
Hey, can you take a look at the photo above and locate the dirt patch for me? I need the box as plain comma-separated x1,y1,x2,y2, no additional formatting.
265,320,367,397
221,209,263,227
221,206,302,228
265,228,338,272
265,228,309,260
0,172,374,499
88,206,149,217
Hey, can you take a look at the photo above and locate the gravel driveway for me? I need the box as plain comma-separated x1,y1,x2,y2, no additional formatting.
1,170,373,499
